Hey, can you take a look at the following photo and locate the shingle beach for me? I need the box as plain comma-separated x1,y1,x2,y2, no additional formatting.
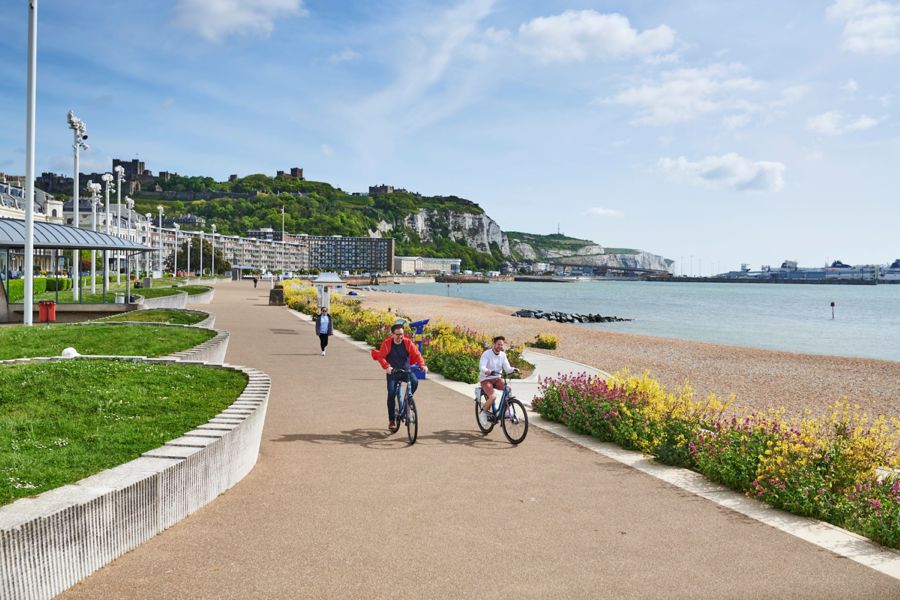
361,291,900,421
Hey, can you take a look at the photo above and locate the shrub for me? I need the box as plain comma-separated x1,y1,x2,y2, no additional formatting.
529,333,558,350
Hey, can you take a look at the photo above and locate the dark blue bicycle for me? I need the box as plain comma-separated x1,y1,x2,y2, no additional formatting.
389,368,418,444
475,370,529,444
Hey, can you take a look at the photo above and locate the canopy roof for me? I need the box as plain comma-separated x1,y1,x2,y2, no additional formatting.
0,218,149,252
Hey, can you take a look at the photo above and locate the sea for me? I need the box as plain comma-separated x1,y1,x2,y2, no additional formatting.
386,280,900,362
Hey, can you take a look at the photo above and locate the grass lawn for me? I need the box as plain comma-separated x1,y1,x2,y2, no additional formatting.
0,324,216,360
97,309,208,326
176,285,212,295
135,287,188,299
0,360,246,505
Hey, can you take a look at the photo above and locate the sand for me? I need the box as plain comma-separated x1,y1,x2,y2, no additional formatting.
360,290,900,421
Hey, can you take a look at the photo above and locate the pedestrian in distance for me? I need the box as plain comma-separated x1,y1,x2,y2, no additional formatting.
252,276,258,288
314,306,333,356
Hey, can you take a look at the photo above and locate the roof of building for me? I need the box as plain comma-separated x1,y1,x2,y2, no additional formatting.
0,218,150,251
313,272,344,283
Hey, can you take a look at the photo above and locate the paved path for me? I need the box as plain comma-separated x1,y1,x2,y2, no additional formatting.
64,281,900,599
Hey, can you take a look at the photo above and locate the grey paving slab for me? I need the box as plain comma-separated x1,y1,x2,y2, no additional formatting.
62,280,900,600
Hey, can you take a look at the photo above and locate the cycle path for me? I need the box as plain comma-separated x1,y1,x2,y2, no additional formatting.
63,280,900,599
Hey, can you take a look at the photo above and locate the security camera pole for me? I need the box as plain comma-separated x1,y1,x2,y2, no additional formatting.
88,182,102,294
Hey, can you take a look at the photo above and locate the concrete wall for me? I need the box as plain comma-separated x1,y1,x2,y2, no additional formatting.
137,292,188,309
6,302,138,324
167,329,229,364
0,357,270,600
185,288,214,305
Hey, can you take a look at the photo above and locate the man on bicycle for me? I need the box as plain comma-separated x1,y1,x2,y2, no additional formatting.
479,336,518,427
372,322,428,430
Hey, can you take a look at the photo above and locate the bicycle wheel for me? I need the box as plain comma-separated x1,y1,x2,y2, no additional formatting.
389,386,402,433
406,396,418,444
501,398,529,444
475,391,494,434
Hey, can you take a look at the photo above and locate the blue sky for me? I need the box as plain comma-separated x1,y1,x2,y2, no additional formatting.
1,0,898,272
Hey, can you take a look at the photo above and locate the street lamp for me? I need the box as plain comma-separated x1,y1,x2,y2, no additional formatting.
211,223,217,277
88,181,101,294
67,110,88,301
114,165,124,283
157,205,164,276
187,231,192,277
199,230,204,277
125,197,134,278
173,223,180,278
144,213,151,276
101,172,113,293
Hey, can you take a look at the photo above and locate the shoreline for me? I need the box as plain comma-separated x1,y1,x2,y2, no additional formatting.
359,291,900,421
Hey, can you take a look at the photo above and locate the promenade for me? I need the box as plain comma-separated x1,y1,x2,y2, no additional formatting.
63,281,899,599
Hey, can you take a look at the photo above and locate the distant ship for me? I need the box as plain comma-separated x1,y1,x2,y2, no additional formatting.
716,260,900,284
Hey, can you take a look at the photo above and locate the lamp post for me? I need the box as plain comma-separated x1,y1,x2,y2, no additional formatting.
144,213,151,276
157,205,164,276
125,197,134,279
281,205,285,278
67,110,88,301
187,232,192,277
114,165,124,282
101,172,113,293
199,230,204,277
88,182,101,294
210,224,216,278
23,0,38,325
173,223,180,278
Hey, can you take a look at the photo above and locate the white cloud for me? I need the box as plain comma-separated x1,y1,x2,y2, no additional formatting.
827,0,900,55
806,111,879,134
320,144,334,157
584,207,624,218
604,63,764,125
722,114,751,129
844,78,859,92
518,10,675,63
173,0,307,43
329,49,361,64
659,153,786,192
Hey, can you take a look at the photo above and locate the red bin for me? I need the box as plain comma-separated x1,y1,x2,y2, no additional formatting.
38,300,57,323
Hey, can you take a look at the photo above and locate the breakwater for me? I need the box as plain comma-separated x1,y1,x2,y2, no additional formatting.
512,309,632,323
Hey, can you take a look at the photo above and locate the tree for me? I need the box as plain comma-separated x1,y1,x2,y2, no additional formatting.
164,238,231,274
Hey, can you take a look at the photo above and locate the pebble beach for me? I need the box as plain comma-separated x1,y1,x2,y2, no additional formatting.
360,291,900,421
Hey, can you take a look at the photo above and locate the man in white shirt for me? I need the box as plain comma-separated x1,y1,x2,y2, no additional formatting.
478,336,518,427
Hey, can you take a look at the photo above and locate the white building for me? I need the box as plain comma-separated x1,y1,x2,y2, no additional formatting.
393,255,461,274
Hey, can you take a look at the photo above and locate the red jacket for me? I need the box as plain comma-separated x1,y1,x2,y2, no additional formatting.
371,335,425,370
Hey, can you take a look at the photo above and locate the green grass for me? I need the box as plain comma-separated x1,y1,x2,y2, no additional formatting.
97,309,208,326
176,285,212,295
0,324,216,360
134,287,187,299
0,360,246,505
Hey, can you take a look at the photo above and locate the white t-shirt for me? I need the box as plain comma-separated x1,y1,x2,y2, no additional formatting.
479,348,513,382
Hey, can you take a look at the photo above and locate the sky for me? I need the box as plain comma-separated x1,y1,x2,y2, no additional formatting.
1,0,898,273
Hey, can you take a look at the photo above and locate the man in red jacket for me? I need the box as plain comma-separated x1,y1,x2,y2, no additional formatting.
372,323,428,429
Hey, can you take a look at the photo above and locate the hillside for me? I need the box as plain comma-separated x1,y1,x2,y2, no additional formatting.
133,174,670,271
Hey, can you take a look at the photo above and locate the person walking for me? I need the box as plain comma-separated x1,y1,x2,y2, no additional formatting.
252,276,258,288
314,306,333,356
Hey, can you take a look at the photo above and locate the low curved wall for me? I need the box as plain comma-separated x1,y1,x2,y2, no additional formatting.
0,356,270,600
185,288,214,305
136,292,188,310
167,329,229,364
194,311,215,329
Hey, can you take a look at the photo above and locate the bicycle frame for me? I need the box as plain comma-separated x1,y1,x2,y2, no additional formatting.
392,370,413,420
481,376,514,421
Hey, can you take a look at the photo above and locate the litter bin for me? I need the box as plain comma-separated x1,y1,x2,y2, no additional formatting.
114,292,125,304
38,300,57,323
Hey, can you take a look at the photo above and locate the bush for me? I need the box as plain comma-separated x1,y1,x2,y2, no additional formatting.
529,333,558,350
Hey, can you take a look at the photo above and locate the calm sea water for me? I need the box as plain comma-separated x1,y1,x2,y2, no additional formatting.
388,281,900,362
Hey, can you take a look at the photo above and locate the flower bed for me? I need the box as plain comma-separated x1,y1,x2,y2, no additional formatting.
285,283,531,383
532,370,900,549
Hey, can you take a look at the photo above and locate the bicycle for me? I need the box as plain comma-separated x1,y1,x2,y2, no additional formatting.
388,368,419,444
475,370,529,444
